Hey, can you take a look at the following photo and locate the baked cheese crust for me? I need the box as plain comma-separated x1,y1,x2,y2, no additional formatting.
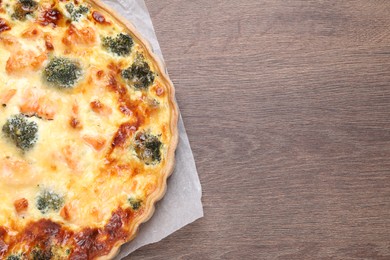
0,0,178,258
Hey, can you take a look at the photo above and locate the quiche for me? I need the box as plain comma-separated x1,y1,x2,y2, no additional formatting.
0,0,178,259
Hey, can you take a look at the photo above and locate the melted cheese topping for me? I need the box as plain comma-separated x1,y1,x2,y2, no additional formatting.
0,0,175,258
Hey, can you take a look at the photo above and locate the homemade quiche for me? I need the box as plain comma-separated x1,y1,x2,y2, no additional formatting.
0,0,178,258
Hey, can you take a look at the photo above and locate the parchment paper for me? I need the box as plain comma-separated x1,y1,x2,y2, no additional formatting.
98,0,204,258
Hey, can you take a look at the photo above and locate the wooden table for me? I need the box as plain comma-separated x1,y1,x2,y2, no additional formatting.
128,1,390,258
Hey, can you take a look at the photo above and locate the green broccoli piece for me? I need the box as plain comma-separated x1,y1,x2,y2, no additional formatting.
36,190,64,214
134,132,162,165
65,3,89,21
31,247,52,260
102,33,133,56
2,114,38,150
128,197,142,210
12,0,38,21
122,60,155,89
7,255,22,260
18,0,37,9
44,57,82,88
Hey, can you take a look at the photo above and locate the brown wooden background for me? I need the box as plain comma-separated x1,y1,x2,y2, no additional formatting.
126,0,390,259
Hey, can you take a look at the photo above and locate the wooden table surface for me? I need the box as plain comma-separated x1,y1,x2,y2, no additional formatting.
128,1,390,259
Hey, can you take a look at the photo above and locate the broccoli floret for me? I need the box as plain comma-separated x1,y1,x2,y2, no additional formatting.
134,132,162,165
12,0,38,21
36,190,64,214
122,60,155,89
18,0,36,9
2,114,38,150
65,3,89,21
44,57,82,88
7,255,22,260
102,33,133,56
128,197,142,210
31,247,52,260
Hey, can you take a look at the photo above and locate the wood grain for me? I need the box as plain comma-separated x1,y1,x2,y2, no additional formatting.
126,0,390,259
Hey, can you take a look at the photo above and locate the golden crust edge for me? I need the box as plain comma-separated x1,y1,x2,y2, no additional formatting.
86,0,179,259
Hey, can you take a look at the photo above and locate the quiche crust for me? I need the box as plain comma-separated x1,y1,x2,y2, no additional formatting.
90,1,179,258
89,2,179,258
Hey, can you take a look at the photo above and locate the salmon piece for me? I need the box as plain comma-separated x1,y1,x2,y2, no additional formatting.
90,100,112,116
21,25,42,39
62,24,96,46
2,29,47,74
6,50,47,74
51,145,79,172
0,89,16,105
14,198,28,214
1,157,28,174
69,100,82,129
0,35,21,50
20,88,57,120
131,180,138,191
30,52,47,69
60,204,71,220
82,135,106,151
62,145,78,171
72,100,79,114
0,157,36,187
44,34,54,50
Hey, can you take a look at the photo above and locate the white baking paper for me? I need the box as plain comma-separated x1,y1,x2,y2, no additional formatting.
98,0,204,258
